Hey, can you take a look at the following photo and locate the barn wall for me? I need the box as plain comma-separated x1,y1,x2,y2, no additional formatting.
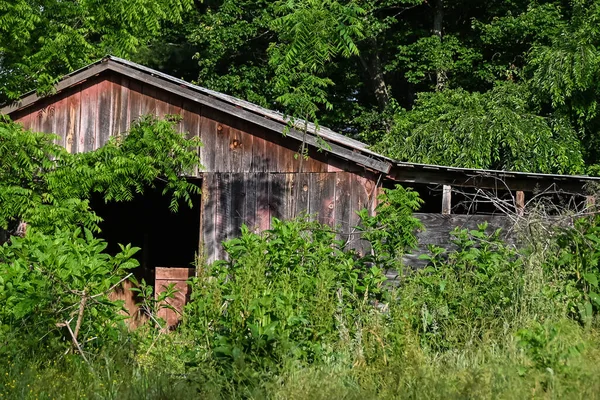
10,71,381,263
200,171,378,262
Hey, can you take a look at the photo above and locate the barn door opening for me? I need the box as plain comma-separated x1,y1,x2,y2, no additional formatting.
90,179,201,326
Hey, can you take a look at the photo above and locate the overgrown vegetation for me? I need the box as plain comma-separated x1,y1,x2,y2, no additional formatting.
2,118,600,398
6,1,600,396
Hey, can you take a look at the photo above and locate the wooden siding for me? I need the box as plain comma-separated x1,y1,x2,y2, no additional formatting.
201,171,379,262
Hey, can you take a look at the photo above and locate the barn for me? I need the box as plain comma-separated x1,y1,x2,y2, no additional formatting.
3,56,599,326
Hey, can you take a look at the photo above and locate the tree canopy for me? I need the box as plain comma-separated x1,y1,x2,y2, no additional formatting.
3,0,600,173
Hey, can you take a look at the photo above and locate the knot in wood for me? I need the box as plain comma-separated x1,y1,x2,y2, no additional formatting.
230,139,241,149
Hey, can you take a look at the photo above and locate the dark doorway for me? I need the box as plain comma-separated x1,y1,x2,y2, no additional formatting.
90,180,201,284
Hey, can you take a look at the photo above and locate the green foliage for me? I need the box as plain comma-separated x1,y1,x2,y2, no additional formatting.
517,320,585,376
0,228,139,356
399,223,524,350
130,277,179,329
0,0,193,101
357,184,423,273
184,217,385,373
394,34,481,87
0,115,202,235
269,0,367,127
373,83,585,173
547,215,600,324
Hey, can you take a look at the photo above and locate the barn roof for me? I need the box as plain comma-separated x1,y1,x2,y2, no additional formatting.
2,56,600,191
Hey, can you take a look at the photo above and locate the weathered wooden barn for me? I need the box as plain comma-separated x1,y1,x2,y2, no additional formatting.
3,56,600,326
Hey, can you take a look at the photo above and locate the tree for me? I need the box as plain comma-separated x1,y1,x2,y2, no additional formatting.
373,83,585,174
0,0,193,102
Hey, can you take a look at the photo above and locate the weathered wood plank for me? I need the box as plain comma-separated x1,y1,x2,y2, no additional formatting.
413,213,513,247
278,138,297,173
335,172,352,239
181,100,201,176
244,172,258,232
154,87,171,118
65,87,81,153
13,111,32,131
201,173,218,264
168,92,182,118
119,76,131,133
141,84,157,116
309,173,336,226
349,173,373,255
199,116,216,173
230,173,245,239
215,124,231,173
285,173,297,219
269,173,288,221
128,79,143,125
229,128,243,173
42,102,54,137
97,79,113,147
217,173,231,259
155,267,194,329
295,172,310,216
250,134,268,172
240,123,254,172
52,93,68,148
256,172,271,232
442,185,452,215
80,81,98,152
398,213,515,272
263,134,279,172
109,75,124,135
516,191,525,216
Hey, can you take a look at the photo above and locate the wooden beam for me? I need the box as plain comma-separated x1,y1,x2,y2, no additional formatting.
587,195,596,211
442,185,451,215
516,191,525,216
388,166,593,192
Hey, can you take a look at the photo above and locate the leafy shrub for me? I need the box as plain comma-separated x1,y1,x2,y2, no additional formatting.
0,228,139,357
357,184,423,274
547,216,600,324
517,320,584,376
184,217,387,373
398,223,524,350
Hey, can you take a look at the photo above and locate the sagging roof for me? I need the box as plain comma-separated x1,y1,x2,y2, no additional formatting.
2,56,600,191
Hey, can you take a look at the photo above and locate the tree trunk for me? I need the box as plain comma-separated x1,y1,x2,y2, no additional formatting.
433,0,446,91
359,39,390,112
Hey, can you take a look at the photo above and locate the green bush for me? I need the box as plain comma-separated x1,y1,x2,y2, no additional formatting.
183,217,387,374
397,223,525,350
547,215,600,324
0,228,139,357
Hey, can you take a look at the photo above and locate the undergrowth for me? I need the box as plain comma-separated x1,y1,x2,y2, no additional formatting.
3,186,600,399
